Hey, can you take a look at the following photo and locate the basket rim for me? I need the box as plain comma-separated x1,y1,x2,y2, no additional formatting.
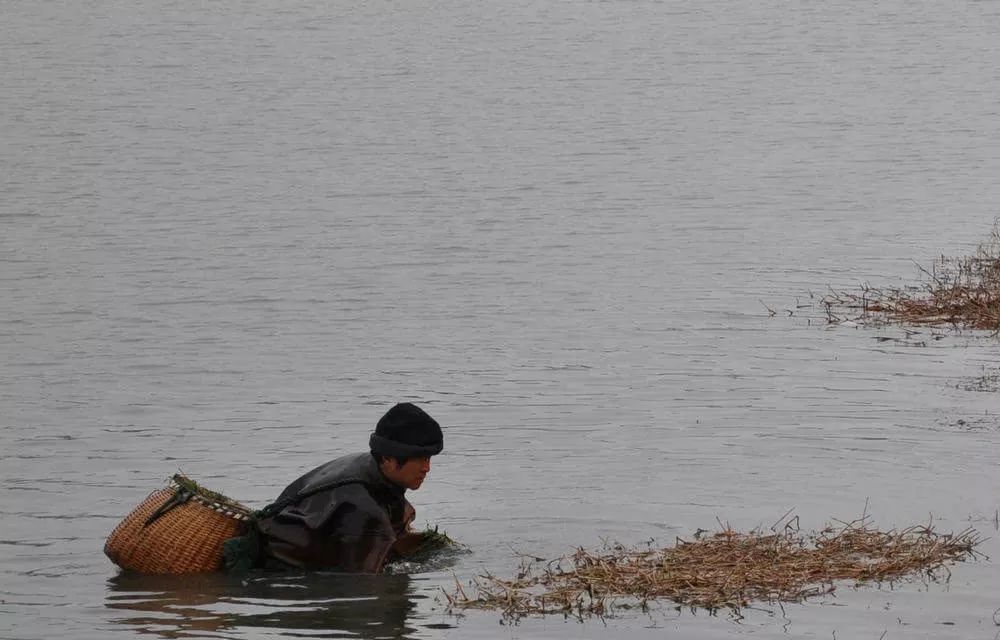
169,474,253,516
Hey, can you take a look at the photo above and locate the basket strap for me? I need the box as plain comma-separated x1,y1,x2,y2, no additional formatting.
143,488,194,528
255,479,369,520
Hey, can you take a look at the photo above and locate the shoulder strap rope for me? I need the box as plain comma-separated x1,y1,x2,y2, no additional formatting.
254,477,368,519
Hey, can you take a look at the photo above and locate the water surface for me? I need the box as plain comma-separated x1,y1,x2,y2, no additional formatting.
3,1,1000,638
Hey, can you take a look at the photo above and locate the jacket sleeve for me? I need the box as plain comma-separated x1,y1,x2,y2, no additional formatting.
325,503,397,572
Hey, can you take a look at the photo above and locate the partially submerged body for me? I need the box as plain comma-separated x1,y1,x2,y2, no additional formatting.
250,402,444,573
257,451,417,573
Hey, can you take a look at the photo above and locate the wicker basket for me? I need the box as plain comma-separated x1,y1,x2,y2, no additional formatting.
105,475,253,574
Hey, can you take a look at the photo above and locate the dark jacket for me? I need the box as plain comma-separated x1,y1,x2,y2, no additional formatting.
256,452,415,573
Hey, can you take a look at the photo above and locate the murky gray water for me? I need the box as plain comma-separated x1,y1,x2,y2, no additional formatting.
4,0,1000,638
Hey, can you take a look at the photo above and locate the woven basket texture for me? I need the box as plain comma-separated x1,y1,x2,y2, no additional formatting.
105,484,252,574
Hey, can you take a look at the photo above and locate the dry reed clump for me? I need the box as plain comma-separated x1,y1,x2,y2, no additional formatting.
445,516,982,620
822,223,1000,331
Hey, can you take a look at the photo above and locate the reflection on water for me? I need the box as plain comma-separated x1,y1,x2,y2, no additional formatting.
105,571,440,640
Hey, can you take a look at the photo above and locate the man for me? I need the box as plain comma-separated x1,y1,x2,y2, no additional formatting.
254,402,443,573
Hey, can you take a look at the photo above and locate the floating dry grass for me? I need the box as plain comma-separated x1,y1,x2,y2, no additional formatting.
445,515,982,620
823,223,1000,331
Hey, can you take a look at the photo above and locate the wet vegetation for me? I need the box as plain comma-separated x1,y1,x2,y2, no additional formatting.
171,473,249,510
445,515,981,620
398,525,465,566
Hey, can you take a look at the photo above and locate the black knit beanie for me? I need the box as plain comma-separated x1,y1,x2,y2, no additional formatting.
369,403,444,459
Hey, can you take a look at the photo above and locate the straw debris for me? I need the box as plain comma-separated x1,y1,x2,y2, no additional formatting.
445,516,982,620
823,222,1000,331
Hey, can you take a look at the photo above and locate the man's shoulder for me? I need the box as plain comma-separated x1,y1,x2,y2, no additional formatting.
302,452,372,484
314,451,370,472
276,451,372,500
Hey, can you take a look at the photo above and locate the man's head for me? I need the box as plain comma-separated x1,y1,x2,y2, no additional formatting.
370,402,443,490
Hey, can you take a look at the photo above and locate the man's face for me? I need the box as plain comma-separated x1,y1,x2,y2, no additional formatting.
381,456,432,490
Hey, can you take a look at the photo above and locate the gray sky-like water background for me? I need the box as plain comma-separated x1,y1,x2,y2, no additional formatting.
3,1,1000,638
